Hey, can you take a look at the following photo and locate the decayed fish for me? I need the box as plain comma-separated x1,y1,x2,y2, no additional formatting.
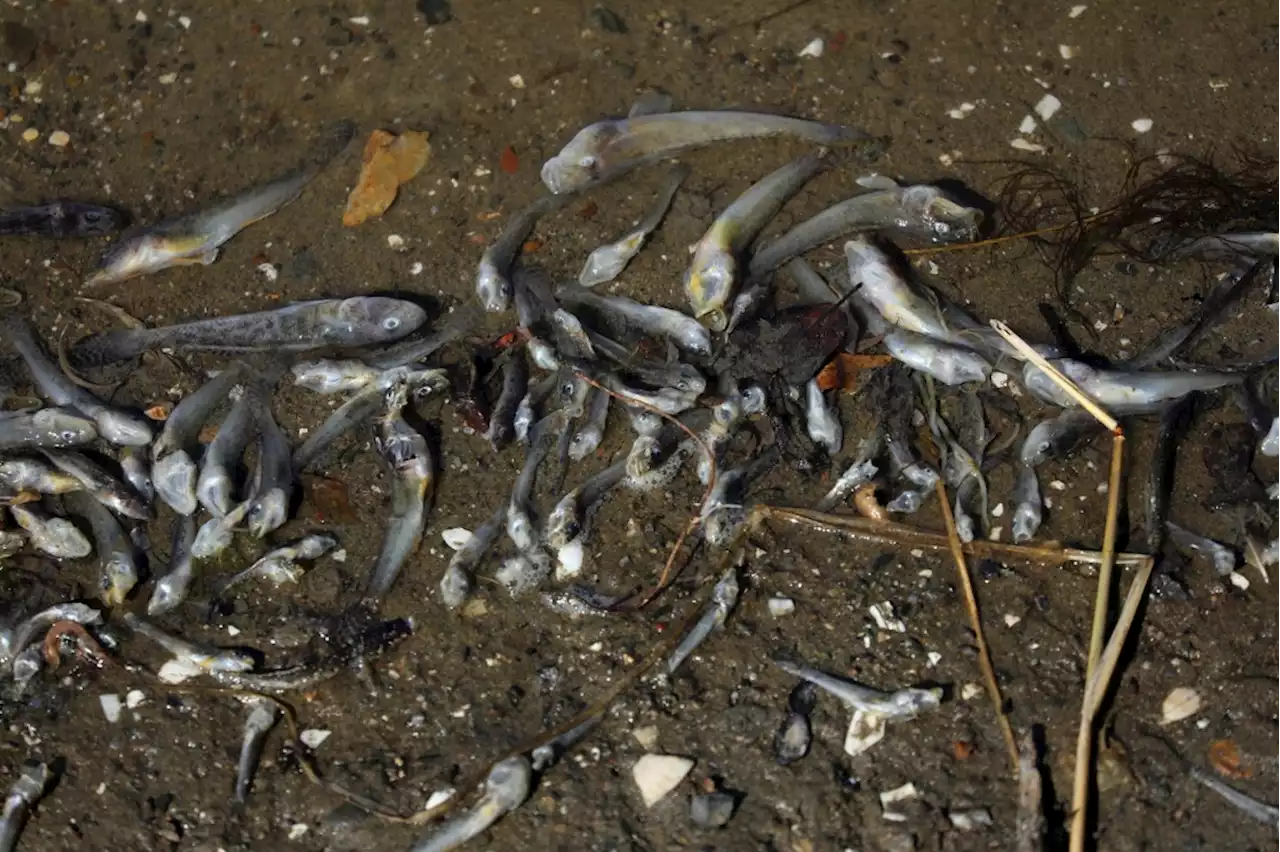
541,109,871,194
1166,522,1236,576
568,386,610,461
773,681,818,765
1019,410,1102,468
665,565,740,674
0,602,102,665
1023,359,1242,414
685,151,829,329
817,429,883,511
243,376,292,539
0,408,98,452
0,761,54,852
147,514,198,616
197,391,254,516
291,383,382,473
122,611,255,673
601,374,699,415
0,316,153,446
0,200,128,238
120,447,154,503
1143,396,1196,554
407,756,532,852
1170,231,1278,262
1188,766,1280,826
42,450,148,520
749,181,982,278
578,164,688,287
804,378,842,455
545,457,628,581
1010,464,1042,543
557,285,712,357
8,503,91,559
220,534,338,600
192,499,252,560
365,382,434,605
290,359,379,395
66,490,139,605
233,699,280,806
86,120,356,286
476,195,568,313
70,297,426,367
153,365,247,515
486,353,529,452
440,504,506,609
883,328,992,386
365,305,481,371
0,458,82,496
773,659,942,719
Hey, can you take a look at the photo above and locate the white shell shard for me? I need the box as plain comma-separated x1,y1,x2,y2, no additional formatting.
300,729,332,749
632,754,694,807
1160,687,1201,725
442,527,474,551
843,708,886,757
554,539,585,583
99,693,122,723
798,37,824,58
879,781,919,810
157,657,201,684
767,597,796,617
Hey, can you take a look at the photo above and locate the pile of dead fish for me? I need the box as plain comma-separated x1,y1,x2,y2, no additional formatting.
0,103,1275,850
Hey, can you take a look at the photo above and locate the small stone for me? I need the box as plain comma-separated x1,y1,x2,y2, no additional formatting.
425,788,455,809
798,37,824,59
926,651,942,667
287,823,309,840
1160,687,1200,725
386,233,406,250
508,74,525,89
20,127,37,143
1068,4,1087,17
1010,138,1046,153
869,601,906,632
100,693,122,723
991,372,1008,389
990,503,1005,518
178,15,192,29
256,262,279,282
690,792,736,828
47,130,70,148
158,72,178,85
1058,44,1078,59
442,527,473,551
844,708,886,757
1034,94,1061,122
960,683,983,701
461,598,488,618
879,781,919,815
632,725,659,750
1228,571,1250,591
1131,118,1153,134
300,729,332,749
1018,115,1037,134
1003,614,1021,628
767,597,796,617
125,689,145,709
632,754,694,807
1048,480,1067,491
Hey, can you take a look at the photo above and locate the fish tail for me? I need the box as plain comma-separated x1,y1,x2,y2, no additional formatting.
68,328,154,368
304,119,358,171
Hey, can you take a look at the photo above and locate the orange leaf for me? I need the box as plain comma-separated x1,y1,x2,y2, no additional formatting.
145,403,172,421
1208,739,1252,779
499,145,519,174
522,238,543,253
817,352,895,392
951,741,976,760
343,129,431,226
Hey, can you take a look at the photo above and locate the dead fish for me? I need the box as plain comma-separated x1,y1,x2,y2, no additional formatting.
71,297,426,368
883,328,992,386
0,316,153,446
773,658,942,719
1166,522,1236,576
65,490,139,605
42,450,148,520
541,110,872,194
0,602,102,665
365,382,434,605
530,716,602,772
804,378,842,455
685,151,829,330
8,503,91,559
0,761,54,851
1143,396,1196,554
505,412,564,555
884,431,939,514
122,611,254,673
1189,766,1279,826
406,756,532,852
119,447,154,503
243,376,292,539
1170,231,1278,262
291,359,381,395
0,200,128,238
665,565,739,675
233,698,280,806
557,285,712,357
147,514,198,616
817,429,883,512
0,458,82,496
568,386,610,461
1019,410,1102,468
218,534,337,601
601,374,699,415
439,504,505,610
773,681,818,765
1011,464,1042,543
545,458,628,581
750,181,982,278
579,164,688,287
87,120,356,286
0,408,98,452
476,195,569,313
153,365,248,515
585,330,706,395
487,354,529,451
192,499,252,560
196,390,254,516
290,383,382,475
1022,359,1243,414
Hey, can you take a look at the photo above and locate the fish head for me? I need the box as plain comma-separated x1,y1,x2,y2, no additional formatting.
87,233,201,286
196,472,233,517
336,297,427,343
545,497,583,551
906,186,983,244
146,575,186,615
32,409,98,445
540,122,619,194
685,248,737,327
154,451,198,515
101,554,140,606
96,411,154,447
476,262,513,313
246,488,288,539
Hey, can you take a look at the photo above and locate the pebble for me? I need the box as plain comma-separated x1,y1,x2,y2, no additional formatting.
767,597,796,617
690,792,736,828
386,233,406,250
300,728,332,748
442,527,473,550
462,598,488,617
125,689,145,709
1003,614,1021,628
256,262,279,282
1131,118,1153,133
990,503,1005,518
47,130,70,148
1058,44,1078,59
1069,4,1087,17
879,781,919,816
632,725,659,750
632,754,693,807
869,601,906,632
844,708,886,757
99,694,122,723
1228,571,1249,591
508,74,525,89
1018,115,1037,134
425,788,455,809
158,72,178,85
1010,138,1046,153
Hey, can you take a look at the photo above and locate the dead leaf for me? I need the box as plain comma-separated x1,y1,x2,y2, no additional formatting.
304,476,356,523
499,145,519,174
1208,739,1252,779
951,741,976,760
145,403,172,421
815,352,894,392
343,129,431,227
522,238,543,253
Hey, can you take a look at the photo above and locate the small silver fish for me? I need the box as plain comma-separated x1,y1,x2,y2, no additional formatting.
883,328,992,385
122,611,254,673
686,151,829,329
42,450,148,520
568,386,610,461
153,366,246,516
773,658,942,719
66,490,139,605
87,120,356,286
665,565,739,674
558,286,712,357
146,514,198,616
0,458,82,495
1022,359,1242,413
196,390,254,516
290,359,380,395
1166,522,1236,576
244,378,292,539
406,757,532,852
817,429,884,511
579,165,688,287
192,499,252,560
219,534,336,600
9,503,92,560
488,354,530,452
0,408,98,452
0,761,54,851
476,195,568,313
545,458,628,553
541,110,870,194
1011,464,1042,543
440,504,505,610
804,378,842,454
601,374,699,415
0,602,102,665
234,698,280,806
119,448,154,503
1019,409,1101,468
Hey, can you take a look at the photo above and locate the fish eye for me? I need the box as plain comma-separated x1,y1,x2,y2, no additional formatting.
382,316,402,331
61,430,77,441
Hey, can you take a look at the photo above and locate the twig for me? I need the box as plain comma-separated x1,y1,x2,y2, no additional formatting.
903,209,1115,257
934,479,1020,774
1082,553,1155,722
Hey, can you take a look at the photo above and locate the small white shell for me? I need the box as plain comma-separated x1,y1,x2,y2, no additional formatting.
843,709,886,757
632,754,694,807
554,540,585,583
1160,687,1201,725
157,657,201,684
442,527,474,551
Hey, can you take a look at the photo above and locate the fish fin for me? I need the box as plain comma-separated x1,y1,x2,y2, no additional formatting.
855,173,899,190
197,248,220,266
627,91,674,118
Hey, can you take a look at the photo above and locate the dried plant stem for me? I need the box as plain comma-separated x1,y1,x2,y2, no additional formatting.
934,479,1020,774
989,320,1119,433
1086,435,1126,676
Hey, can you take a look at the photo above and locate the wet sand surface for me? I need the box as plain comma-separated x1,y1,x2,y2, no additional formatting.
0,1,1276,850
